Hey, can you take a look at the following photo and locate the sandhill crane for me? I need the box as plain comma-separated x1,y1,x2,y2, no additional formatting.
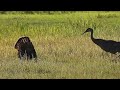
82,28,120,55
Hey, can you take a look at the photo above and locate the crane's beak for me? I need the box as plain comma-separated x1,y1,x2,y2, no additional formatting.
81,31,86,35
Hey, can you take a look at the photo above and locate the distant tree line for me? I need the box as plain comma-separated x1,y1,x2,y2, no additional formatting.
0,11,77,14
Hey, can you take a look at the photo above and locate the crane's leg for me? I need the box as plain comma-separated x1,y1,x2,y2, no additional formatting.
111,53,120,63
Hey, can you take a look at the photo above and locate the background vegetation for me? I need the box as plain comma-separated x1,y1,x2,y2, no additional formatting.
0,11,120,79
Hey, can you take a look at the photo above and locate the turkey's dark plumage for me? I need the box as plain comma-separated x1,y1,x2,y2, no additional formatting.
15,36,37,61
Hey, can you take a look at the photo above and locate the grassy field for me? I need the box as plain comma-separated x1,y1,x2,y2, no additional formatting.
0,11,120,79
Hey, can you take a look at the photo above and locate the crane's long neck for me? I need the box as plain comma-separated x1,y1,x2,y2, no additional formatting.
90,30,95,42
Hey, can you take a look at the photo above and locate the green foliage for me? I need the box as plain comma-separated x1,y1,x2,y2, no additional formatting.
0,11,76,14
0,11,120,79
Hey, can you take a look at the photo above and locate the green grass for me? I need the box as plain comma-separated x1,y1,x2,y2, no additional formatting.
0,11,120,79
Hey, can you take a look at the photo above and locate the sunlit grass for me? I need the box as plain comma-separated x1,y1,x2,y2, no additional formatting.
0,11,120,79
